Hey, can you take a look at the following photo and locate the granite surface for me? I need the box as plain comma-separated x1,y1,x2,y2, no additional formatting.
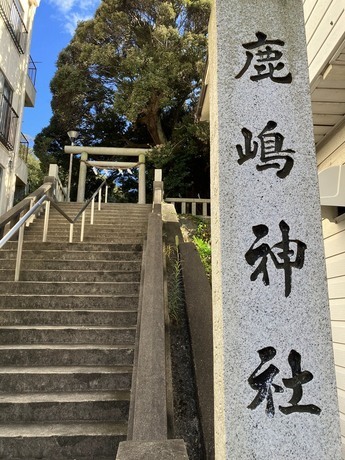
209,0,342,458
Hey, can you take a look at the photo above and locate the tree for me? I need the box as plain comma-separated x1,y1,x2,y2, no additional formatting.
71,0,210,145
26,150,45,193
148,112,210,198
34,0,211,199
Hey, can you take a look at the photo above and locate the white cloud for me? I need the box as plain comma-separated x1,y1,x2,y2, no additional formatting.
79,0,98,11
48,0,100,34
65,11,93,35
48,0,76,14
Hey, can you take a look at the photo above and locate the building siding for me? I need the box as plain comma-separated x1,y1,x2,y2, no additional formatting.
304,0,345,86
0,0,38,214
318,131,345,454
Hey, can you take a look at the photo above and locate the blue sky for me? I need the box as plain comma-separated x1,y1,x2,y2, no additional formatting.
22,0,101,146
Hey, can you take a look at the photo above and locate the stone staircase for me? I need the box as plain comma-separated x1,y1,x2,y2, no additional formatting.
0,203,151,459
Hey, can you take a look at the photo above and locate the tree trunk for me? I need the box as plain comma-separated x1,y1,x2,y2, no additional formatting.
145,114,167,145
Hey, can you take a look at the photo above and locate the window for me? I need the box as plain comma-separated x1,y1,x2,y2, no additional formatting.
0,70,18,150
0,0,27,53
0,167,3,194
9,0,23,43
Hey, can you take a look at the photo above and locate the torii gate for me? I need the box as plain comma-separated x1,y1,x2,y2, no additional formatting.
64,146,151,203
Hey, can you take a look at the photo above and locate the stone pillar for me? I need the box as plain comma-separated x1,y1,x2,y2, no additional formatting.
153,169,163,210
48,164,59,179
138,153,146,204
77,152,88,202
209,1,342,459
67,154,73,202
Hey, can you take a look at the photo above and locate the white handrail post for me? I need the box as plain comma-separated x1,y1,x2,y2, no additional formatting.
80,210,86,242
105,185,108,204
26,198,35,226
138,153,146,204
98,189,102,211
90,198,95,225
203,202,207,217
14,214,25,282
42,200,50,242
69,223,74,243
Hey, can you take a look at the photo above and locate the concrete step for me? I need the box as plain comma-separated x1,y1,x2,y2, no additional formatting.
23,235,146,244
81,236,145,244
22,233,146,243
0,249,142,261
0,326,136,345
0,344,134,366
0,366,132,392
0,390,130,423
0,269,140,282
0,294,139,309
41,219,147,227
0,421,127,459
50,203,150,211
31,217,149,224
0,281,139,295
25,227,147,235
0,309,137,327
51,203,151,212
3,241,142,252
0,259,141,272
34,221,148,230
23,239,145,246
80,235,145,244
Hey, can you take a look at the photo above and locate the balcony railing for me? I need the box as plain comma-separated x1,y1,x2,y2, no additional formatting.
0,96,19,150
165,197,211,217
0,0,28,53
19,132,29,162
27,56,36,86
25,56,37,107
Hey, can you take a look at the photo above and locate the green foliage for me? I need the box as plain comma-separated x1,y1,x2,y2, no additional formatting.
194,219,211,242
65,0,211,144
148,114,210,197
165,243,184,324
26,151,45,193
192,219,211,280
193,236,211,280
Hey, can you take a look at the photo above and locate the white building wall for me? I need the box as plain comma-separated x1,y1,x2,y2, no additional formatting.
303,3,345,451
0,0,38,214
317,124,345,456
317,121,345,172
304,0,345,86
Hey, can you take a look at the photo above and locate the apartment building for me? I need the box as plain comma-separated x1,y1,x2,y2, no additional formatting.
0,0,39,215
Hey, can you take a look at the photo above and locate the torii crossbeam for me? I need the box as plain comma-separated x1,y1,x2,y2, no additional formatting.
64,146,151,203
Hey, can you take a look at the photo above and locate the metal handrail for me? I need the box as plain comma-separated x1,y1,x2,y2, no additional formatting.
43,180,107,243
27,56,37,86
0,195,47,249
0,195,48,281
0,179,54,238
19,133,29,162
72,180,106,222
0,180,108,280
